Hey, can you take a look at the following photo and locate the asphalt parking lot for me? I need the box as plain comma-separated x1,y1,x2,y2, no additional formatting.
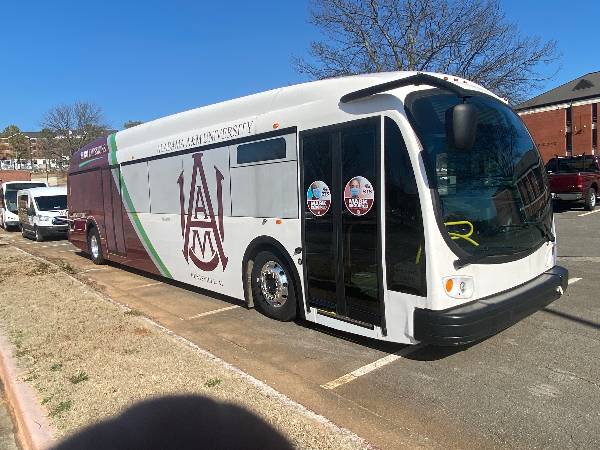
1,206,598,449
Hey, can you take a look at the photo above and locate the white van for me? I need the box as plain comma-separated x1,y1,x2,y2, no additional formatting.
17,186,68,241
0,181,48,230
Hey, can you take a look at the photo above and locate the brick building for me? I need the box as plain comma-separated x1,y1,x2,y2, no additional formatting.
0,131,44,160
516,71,600,162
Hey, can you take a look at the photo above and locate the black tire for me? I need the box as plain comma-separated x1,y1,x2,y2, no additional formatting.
87,227,105,265
34,226,44,242
21,225,28,239
584,188,596,211
251,250,297,321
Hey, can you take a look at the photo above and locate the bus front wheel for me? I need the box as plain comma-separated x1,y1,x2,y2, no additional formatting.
88,227,105,265
251,251,297,322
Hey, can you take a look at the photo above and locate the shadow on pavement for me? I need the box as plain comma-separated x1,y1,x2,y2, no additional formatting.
52,395,293,450
552,201,585,214
543,307,600,330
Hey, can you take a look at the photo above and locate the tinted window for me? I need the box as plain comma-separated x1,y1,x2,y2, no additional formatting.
384,118,426,296
35,195,67,211
341,123,380,324
551,156,598,173
237,138,286,164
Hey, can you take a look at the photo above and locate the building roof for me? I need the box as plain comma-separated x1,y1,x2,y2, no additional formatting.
516,71,600,111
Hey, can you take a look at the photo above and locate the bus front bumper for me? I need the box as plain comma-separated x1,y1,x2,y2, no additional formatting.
413,266,568,346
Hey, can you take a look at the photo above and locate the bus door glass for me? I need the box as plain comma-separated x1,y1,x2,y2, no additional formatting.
301,118,383,327
101,167,126,255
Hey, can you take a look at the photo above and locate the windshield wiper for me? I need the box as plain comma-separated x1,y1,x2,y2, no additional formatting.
499,221,555,243
453,253,490,270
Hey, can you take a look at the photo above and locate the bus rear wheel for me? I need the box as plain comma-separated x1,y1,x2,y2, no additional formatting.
88,227,105,265
251,251,296,321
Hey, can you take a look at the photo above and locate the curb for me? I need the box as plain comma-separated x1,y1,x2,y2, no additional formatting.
0,332,55,450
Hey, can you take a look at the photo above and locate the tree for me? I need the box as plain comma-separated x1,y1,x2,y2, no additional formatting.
123,120,143,129
41,101,108,164
294,0,560,103
1,125,30,168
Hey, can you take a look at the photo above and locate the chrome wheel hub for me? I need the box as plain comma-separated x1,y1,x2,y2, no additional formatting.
259,261,289,307
90,235,99,259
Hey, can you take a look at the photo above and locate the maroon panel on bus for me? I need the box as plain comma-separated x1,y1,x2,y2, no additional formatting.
101,168,117,253
112,168,127,255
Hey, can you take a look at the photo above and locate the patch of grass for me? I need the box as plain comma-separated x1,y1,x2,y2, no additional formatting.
50,362,63,371
56,260,77,275
41,395,53,405
49,400,72,418
68,371,89,384
123,348,139,355
204,377,222,388
24,372,39,382
29,261,54,276
124,309,143,316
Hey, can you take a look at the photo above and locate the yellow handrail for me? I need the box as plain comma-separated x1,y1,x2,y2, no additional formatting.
444,220,479,247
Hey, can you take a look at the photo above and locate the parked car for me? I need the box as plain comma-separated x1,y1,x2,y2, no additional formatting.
0,180,47,230
545,155,600,210
17,186,68,241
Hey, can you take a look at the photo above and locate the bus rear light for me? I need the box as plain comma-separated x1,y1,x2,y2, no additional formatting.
443,276,474,299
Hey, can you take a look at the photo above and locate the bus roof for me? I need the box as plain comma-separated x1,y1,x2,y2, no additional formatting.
74,71,499,168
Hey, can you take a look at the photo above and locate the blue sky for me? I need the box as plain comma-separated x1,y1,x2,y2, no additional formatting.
1,0,598,131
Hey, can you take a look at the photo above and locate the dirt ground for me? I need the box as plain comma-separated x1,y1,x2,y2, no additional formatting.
0,243,368,449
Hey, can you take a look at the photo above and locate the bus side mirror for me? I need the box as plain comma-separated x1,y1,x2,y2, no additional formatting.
446,103,478,150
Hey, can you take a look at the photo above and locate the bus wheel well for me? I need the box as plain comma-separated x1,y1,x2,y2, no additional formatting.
591,183,598,193
242,236,305,319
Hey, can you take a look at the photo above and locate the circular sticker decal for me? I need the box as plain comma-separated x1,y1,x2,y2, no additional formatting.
306,180,331,216
344,176,374,216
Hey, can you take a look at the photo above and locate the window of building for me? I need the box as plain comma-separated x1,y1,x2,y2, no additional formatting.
566,131,573,154
237,137,286,164
566,107,572,126
593,103,598,123
593,128,598,152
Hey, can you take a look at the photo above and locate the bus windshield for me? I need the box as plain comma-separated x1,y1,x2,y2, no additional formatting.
405,89,552,260
35,195,67,211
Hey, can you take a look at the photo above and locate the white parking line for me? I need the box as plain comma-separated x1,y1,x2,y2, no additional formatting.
578,209,600,217
568,277,582,285
184,305,240,320
321,344,425,390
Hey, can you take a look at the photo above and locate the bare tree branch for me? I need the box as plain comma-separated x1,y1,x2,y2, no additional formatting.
294,0,560,103
40,101,108,169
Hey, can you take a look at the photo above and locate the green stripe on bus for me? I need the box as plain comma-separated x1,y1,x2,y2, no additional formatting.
78,156,103,168
107,133,172,278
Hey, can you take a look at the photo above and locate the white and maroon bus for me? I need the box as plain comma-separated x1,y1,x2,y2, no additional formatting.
68,72,568,345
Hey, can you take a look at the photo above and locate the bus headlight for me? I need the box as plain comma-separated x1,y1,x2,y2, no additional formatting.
443,276,474,299
39,215,51,222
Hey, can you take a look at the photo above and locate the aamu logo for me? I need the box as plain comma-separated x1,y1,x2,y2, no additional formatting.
177,152,228,272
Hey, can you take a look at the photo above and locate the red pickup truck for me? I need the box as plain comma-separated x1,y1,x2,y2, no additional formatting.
546,155,600,210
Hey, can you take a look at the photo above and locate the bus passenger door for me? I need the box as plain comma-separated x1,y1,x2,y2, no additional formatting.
301,117,384,329
101,167,126,255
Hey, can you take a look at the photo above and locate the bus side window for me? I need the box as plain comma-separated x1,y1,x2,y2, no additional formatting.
384,117,426,296
230,135,298,219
